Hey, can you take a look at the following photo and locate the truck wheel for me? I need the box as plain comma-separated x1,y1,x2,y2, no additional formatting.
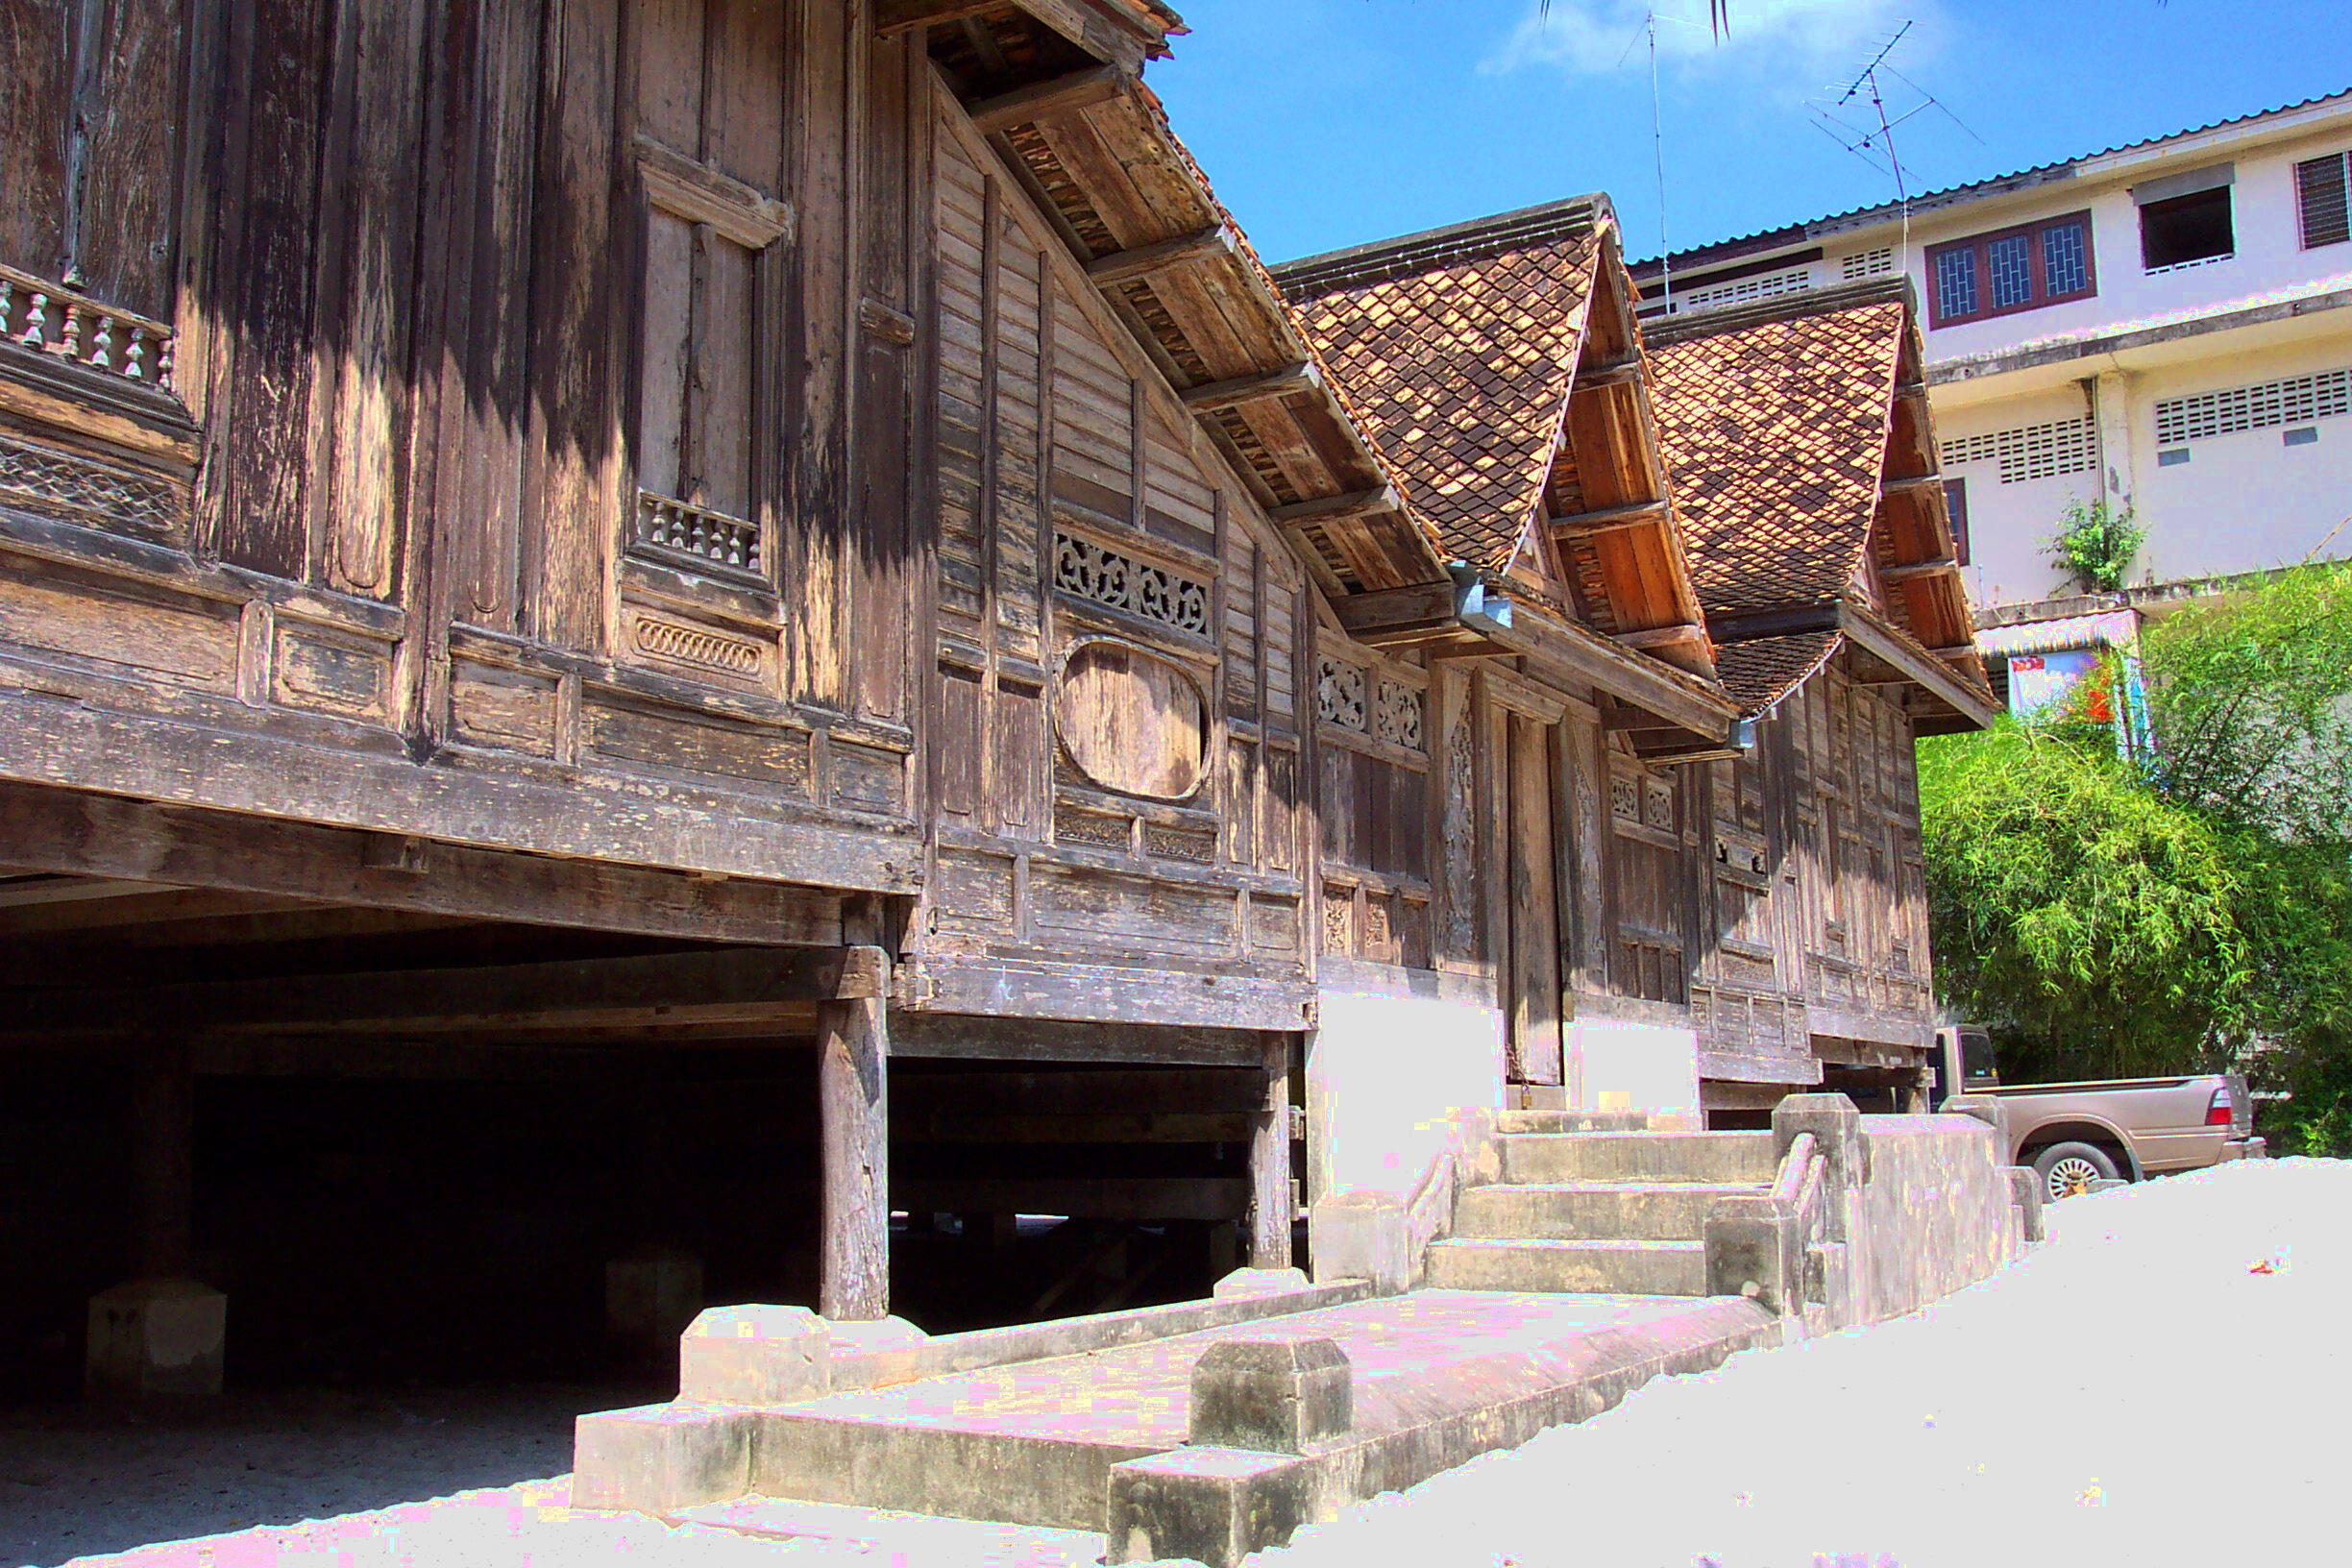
2035,1142,2120,1201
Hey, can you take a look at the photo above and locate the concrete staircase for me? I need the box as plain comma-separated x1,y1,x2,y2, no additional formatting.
1426,1111,1777,1296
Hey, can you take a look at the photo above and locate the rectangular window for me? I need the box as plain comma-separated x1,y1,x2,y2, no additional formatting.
1678,265,1812,314
1924,210,2095,328
1942,478,1971,567
2154,367,2352,446
628,140,793,589
1939,416,2099,486
2298,152,2351,249
1840,246,1895,280
2139,186,2233,272
1933,246,1977,321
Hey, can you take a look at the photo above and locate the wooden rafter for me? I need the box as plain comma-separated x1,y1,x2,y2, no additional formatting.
968,64,1132,135
875,0,1010,37
1268,485,1398,527
1084,224,1233,286
1549,498,1666,534
1179,360,1320,412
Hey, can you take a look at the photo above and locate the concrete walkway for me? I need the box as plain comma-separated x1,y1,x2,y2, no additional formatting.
684,1286,1778,1542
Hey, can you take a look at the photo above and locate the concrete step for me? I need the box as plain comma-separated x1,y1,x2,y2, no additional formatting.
1451,1181,1764,1241
1498,1130,1778,1186
1424,1237,1709,1296
585,1291,1774,1537
1496,1110,1699,1135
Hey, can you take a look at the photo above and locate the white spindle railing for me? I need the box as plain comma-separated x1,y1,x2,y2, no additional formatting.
0,263,175,391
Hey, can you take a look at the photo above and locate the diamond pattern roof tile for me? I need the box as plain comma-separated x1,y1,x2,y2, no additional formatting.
1644,301,1907,615
1288,234,1605,576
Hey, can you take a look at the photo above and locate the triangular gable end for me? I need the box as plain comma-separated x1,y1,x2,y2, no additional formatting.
1547,231,1715,680
1277,199,1717,685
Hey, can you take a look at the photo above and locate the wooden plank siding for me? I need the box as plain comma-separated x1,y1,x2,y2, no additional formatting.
0,0,1961,1078
915,80,1311,1019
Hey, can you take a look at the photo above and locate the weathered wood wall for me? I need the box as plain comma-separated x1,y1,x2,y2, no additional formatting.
916,87,1311,1018
1693,657,1934,1084
0,0,931,906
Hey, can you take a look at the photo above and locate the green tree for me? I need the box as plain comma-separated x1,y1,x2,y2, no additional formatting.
1919,566,2352,1150
2139,562,2352,842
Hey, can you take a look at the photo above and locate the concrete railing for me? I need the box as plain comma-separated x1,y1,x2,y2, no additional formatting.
1707,1092,2045,1338
1307,1104,1499,1295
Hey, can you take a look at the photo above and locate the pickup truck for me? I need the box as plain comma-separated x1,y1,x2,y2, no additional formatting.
1931,1026,2267,1201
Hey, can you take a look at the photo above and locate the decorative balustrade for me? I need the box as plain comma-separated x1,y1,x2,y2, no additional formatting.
631,490,766,583
0,263,175,391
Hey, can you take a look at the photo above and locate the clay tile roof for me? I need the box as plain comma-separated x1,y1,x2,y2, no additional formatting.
1713,630,1843,716
1643,298,1906,615
1275,202,1608,576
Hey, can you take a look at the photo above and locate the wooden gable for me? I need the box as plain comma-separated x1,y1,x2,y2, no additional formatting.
917,78,1319,1026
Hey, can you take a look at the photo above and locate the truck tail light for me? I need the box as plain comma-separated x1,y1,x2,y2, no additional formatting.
2206,1088,2234,1127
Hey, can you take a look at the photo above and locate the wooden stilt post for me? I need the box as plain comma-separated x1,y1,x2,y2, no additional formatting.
820,943,892,1321
133,1041,195,1278
1248,1035,1293,1270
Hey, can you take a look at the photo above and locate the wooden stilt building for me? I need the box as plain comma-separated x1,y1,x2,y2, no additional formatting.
0,0,1988,1397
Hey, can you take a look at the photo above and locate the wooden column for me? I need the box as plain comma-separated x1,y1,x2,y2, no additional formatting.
1248,1036,1292,1270
132,1041,195,1278
819,944,892,1321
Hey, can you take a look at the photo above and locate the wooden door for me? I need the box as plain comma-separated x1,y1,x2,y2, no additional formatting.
1506,714,1564,1085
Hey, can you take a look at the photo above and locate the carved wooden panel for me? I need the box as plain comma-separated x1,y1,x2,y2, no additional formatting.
0,432,187,548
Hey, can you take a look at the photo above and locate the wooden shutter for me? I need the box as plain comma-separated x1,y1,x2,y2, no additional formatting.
2297,153,2350,250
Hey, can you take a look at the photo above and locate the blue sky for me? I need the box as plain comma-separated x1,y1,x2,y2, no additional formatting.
1147,1,2352,266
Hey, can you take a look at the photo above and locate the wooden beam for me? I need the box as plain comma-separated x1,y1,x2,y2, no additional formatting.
1574,357,1643,391
12,946,886,1039
875,0,1005,37
897,1112,1255,1144
1879,556,1958,583
820,949,892,1321
895,1066,1269,1114
891,1176,1250,1223
1329,578,1462,643
1178,359,1318,412
967,64,1130,135
1269,485,1399,528
1879,473,1946,496
1085,224,1233,288
134,1041,194,1276
1614,624,1709,652
1250,1037,1292,1268
0,875,183,909
0,886,326,939
1548,498,1666,534
1707,602,1841,642
0,783,847,945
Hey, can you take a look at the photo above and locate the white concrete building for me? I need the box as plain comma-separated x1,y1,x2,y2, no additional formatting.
1630,91,2352,664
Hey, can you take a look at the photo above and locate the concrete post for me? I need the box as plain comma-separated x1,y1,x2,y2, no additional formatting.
1771,1093,1864,1237
1248,1036,1293,1270
1188,1337,1352,1454
134,1041,194,1277
2093,370,2139,542
819,945,891,1323
1703,1191,1799,1314
89,1041,225,1400
605,1243,704,1354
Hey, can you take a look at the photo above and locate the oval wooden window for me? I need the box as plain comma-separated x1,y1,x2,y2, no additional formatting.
1054,639,1208,801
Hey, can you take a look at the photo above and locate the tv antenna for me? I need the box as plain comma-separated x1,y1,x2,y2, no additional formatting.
1613,9,1708,312
1805,22,1980,275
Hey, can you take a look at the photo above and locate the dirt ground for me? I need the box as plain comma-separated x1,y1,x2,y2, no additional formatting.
0,1383,650,1567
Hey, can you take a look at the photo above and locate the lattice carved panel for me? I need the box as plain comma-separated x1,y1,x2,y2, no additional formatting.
1053,532,1209,637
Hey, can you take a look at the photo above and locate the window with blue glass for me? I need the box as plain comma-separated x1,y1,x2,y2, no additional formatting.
1924,210,2095,328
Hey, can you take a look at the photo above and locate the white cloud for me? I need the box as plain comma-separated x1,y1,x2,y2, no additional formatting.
1487,0,1922,79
